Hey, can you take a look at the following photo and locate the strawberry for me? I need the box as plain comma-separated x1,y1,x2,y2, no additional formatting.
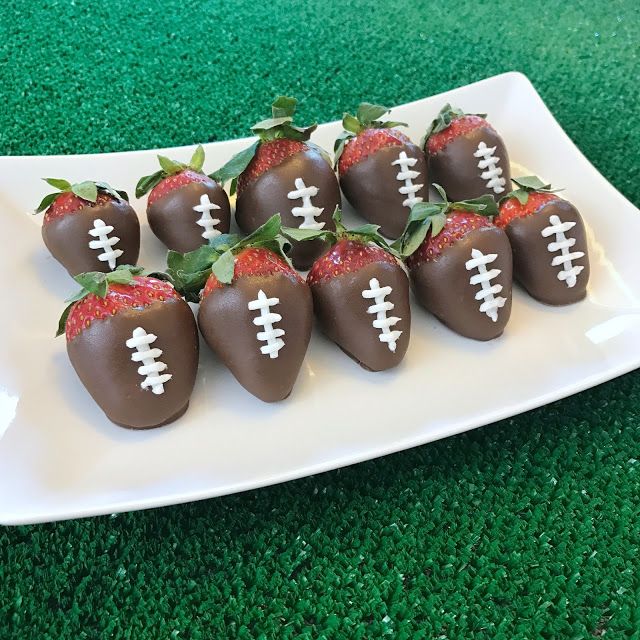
284,208,410,371
212,96,341,270
335,102,428,239
167,216,313,402
59,267,199,429
496,176,589,305
136,145,230,253
35,178,140,277
422,104,512,201
394,184,512,341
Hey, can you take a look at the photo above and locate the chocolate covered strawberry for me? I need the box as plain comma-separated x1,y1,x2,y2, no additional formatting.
284,209,410,371
394,185,512,341
58,266,199,429
212,96,341,270
168,216,312,402
335,103,427,239
136,145,230,252
423,104,511,201
496,176,590,305
35,178,140,277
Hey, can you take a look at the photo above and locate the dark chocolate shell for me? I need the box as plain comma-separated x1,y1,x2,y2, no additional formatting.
42,199,140,277
505,198,589,305
310,260,411,371
147,179,231,253
409,226,513,341
235,149,341,270
427,126,511,201
339,142,428,239
67,298,199,429
198,273,313,402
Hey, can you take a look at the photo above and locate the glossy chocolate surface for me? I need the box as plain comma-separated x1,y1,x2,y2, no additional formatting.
147,180,231,253
427,126,511,201
198,273,313,402
236,150,341,269
506,199,589,305
311,260,410,371
42,199,140,277
67,299,199,429
409,226,513,340
340,143,428,239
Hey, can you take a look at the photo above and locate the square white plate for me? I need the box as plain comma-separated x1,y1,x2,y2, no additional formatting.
1,71,639,525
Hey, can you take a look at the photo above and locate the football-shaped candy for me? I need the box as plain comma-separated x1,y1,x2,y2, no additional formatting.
61,268,199,429
496,177,590,305
37,179,140,277
136,145,231,253
423,104,511,202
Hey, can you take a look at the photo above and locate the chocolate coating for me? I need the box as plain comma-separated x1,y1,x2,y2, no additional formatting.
506,199,589,305
409,226,512,341
198,273,312,402
147,180,231,253
427,126,511,201
236,149,341,270
311,261,410,371
340,143,428,239
42,199,140,277
67,299,199,429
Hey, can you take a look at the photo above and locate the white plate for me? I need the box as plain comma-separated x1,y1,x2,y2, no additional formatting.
1,71,639,525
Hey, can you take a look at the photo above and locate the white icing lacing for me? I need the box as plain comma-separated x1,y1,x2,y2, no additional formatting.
473,141,506,194
287,178,325,231
88,219,123,270
391,151,424,208
193,194,222,240
361,278,402,352
465,248,507,323
540,214,585,288
247,290,285,358
125,327,172,395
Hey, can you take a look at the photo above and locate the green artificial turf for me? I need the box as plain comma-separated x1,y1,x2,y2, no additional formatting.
1,0,640,637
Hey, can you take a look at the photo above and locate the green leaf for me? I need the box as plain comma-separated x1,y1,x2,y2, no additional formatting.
94,181,126,201
116,190,129,201
271,95,297,119
210,140,260,186
71,181,98,202
210,249,235,285
422,103,485,146
279,122,317,142
356,103,389,125
236,214,282,249
135,169,166,198
281,226,331,243
333,131,354,168
432,183,449,203
74,272,108,298
34,191,61,214
251,116,293,132
43,177,71,190
189,145,205,172
455,194,498,217
512,175,551,191
56,302,76,337
430,212,447,237
375,120,408,129
157,154,184,175
342,113,362,134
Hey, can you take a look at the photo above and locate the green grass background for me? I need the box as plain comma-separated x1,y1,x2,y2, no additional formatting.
1,0,640,637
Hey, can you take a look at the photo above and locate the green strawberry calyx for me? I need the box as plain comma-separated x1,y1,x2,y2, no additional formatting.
334,102,408,168
500,175,563,206
35,178,129,214
210,96,317,196
163,214,292,301
392,184,498,258
421,103,487,148
135,144,206,198
56,265,145,337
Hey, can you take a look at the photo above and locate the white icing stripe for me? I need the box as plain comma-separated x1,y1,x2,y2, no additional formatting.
193,194,222,240
287,178,325,231
465,249,507,322
125,327,172,395
473,141,506,194
247,290,285,358
541,214,585,288
391,151,424,208
88,219,123,270
361,278,402,352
